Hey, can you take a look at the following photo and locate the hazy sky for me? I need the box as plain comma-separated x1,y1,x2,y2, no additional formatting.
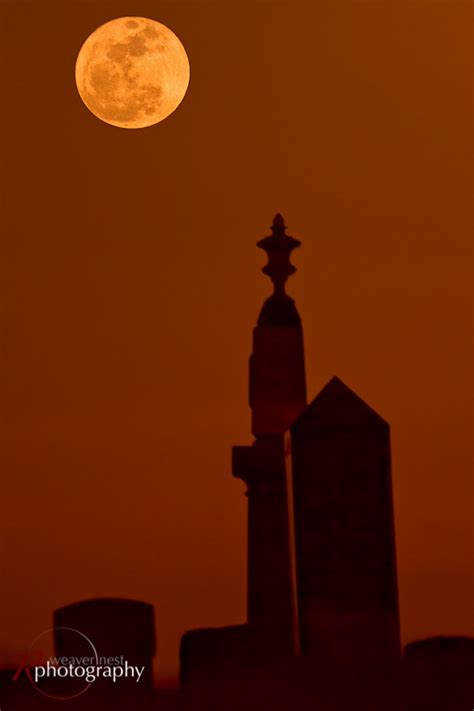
1,0,473,684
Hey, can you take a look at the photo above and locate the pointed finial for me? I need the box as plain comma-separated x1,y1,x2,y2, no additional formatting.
272,213,286,232
257,214,301,294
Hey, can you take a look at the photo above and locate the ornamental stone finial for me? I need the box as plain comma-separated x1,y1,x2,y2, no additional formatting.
256,214,301,294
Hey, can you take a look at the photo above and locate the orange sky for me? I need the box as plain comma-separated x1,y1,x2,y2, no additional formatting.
1,0,473,684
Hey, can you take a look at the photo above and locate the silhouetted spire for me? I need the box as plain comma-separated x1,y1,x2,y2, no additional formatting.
257,214,301,295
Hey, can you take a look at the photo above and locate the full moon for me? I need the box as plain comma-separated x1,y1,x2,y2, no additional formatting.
75,17,190,128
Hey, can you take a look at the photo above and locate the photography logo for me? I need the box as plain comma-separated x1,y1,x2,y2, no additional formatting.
13,627,146,701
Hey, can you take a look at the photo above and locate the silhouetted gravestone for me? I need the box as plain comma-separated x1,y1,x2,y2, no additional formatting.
180,624,292,686
289,376,401,672
53,597,155,709
180,625,308,711
404,636,474,711
233,214,306,633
